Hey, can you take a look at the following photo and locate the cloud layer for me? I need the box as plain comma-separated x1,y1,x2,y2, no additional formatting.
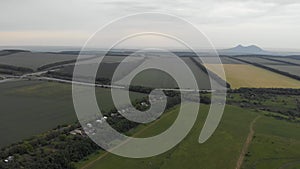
0,0,300,49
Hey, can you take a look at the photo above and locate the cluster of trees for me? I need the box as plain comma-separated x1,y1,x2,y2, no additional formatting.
0,123,100,169
231,88,300,95
227,88,300,120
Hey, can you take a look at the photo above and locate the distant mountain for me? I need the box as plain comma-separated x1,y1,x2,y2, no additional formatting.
219,45,273,55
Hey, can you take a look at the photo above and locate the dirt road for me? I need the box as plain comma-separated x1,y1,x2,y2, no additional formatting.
235,116,261,169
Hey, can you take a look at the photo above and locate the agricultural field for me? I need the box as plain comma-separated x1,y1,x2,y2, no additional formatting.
233,56,300,79
0,52,93,70
194,56,245,64
117,57,222,89
235,56,285,65
204,64,300,88
262,65,300,77
0,80,146,147
76,104,258,169
54,56,146,82
268,56,300,65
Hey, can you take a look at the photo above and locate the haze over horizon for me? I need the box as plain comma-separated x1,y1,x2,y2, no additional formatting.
1,0,300,50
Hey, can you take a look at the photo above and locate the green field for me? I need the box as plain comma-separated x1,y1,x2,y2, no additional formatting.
77,104,259,169
242,115,300,169
0,80,146,147
118,57,217,89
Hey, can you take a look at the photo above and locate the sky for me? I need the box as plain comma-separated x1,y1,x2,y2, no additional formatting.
1,0,300,50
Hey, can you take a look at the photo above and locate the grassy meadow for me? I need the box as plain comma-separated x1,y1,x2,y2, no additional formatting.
242,115,300,169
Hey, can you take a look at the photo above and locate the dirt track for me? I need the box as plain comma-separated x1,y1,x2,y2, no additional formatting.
235,116,261,169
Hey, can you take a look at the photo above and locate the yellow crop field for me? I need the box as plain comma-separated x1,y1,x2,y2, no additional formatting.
204,64,300,89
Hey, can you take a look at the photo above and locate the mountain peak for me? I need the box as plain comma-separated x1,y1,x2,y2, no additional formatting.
232,44,263,52
219,44,268,55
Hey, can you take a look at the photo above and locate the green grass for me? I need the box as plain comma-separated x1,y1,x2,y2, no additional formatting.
242,115,300,169
77,104,258,169
0,80,146,147
131,69,178,88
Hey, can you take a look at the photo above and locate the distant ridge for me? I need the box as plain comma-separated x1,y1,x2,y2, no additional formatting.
0,49,31,56
219,44,272,55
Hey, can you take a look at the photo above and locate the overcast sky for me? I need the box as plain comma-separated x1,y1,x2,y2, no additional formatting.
0,0,300,50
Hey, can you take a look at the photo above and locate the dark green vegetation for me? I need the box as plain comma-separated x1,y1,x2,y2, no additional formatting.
0,80,146,147
0,124,99,169
227,88,300,121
